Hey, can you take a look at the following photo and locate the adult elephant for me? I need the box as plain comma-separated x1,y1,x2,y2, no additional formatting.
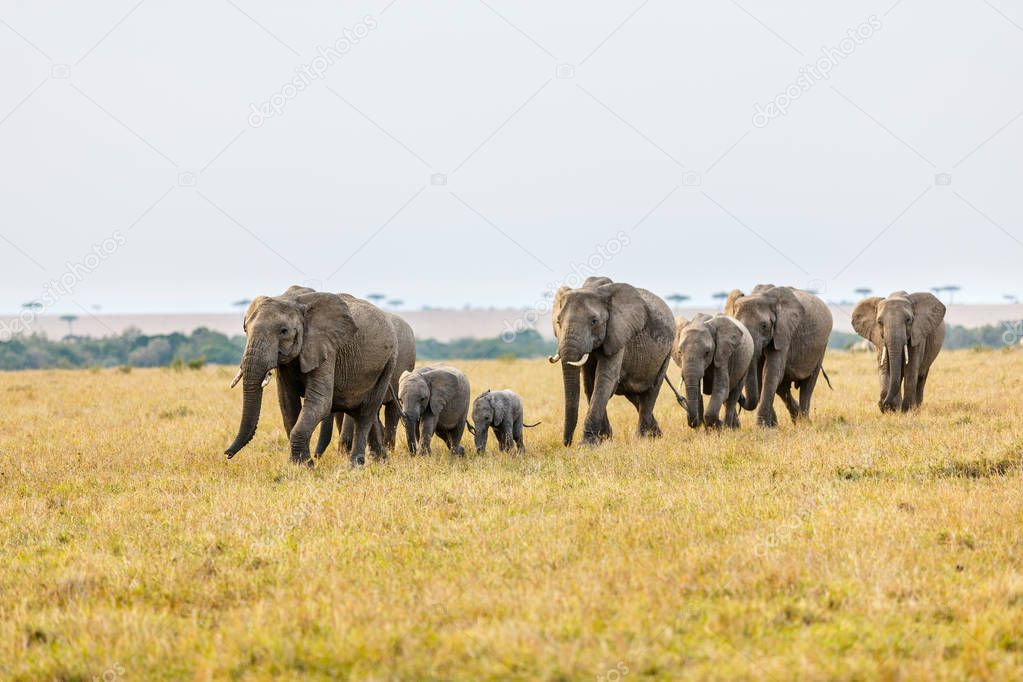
725,285,832,427
314,311,416,456
549,276,674,446
851,291,945,413
224,286,396,467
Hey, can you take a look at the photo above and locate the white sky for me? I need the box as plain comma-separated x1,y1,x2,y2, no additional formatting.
1,0,1021,313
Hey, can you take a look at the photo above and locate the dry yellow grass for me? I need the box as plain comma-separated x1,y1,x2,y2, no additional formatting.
1,349,1022,680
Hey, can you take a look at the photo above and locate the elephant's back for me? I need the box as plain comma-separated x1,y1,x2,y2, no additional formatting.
635,288,675,345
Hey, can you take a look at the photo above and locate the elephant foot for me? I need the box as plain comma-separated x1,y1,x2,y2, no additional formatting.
704,418,722,430
349,454,366,468
290,449,313,466
757,412,779,428
450,445,465,456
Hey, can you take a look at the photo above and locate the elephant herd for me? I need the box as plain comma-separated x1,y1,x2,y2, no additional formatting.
223,279,947,466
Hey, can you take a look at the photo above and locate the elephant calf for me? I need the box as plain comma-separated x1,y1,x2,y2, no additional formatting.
672,314,754,428
398,365,470,455
468,389,540,454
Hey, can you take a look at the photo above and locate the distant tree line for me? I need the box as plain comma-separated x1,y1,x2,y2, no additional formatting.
0,324,1017,371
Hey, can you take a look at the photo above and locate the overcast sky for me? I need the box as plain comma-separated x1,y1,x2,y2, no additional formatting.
1,0,1021,313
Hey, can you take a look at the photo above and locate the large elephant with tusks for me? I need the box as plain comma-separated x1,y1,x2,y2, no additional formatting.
224,286,396,467
549,277,674,446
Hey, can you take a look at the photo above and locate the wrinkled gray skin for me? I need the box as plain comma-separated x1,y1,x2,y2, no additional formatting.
398,365,470,455
672,313,754,429
852,291,946,413
470,389,537,454
726,285,833,427
550,277,674,446
224,286,396,467
315,312,416,456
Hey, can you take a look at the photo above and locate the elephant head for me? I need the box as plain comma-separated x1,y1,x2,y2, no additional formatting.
725,285,802,411
549,280,648,443
471,390,495,453
224,291,357,458
852,291,945,412
673,314,746,428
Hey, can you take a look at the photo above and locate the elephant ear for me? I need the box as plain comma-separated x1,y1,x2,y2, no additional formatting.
551,286,571,339
724,289,745,316
296,292,358,374
242,296,270,333
908,292,946,347
711,317,744,370
599,283,648,357
767,287,803,353
851,297,883,348
671,317,688,366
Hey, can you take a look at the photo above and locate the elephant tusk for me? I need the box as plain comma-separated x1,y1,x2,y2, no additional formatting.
230,368,243,389
566,353,590,367
880,346,887,366
547,354,561,364
903,346,909,365
261,370,274,388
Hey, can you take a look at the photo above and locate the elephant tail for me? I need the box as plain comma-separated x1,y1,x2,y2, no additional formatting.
523,421,542,428
465,420,476,435
821,366,833,390
662,374,687,409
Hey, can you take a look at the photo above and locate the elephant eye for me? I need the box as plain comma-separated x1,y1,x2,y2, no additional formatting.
280,327,289,336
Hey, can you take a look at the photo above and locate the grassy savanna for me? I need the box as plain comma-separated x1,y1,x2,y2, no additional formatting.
2,350,1022,680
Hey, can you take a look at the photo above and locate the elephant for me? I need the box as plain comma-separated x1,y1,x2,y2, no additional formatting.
672,313,754,429
549,276,674,446
224,286,397,467
467,389,540,454
314,312,416,456
397,365,470,455
851,291,946,412
725,285,833,427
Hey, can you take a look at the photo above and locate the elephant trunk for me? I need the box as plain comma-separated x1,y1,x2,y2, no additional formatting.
882,333,905,412
403,411,419,454
683,361,703,429
475,425,489,454
225,346,275,458
740,342,762,411
561,360,581,446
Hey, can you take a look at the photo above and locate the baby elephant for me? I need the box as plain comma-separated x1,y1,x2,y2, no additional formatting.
398,366,470,455
672,313,754,428
468,389,540,454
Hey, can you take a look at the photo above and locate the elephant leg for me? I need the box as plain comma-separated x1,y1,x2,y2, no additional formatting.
339,414,355,453
276,373,303,437
757,351,786,427
314,413,334,458
500,423,514,452
419,413,438,455
583,362,613,438
796,366,821,421
449,419,466,456
368,419,387,461
382,401,399,451
777,383,799,423
513,420,525,453
350,359,395,466
902,341,925,411
916,371,930,407
289,372,333,466
724,383,743,428
583,352,624,444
